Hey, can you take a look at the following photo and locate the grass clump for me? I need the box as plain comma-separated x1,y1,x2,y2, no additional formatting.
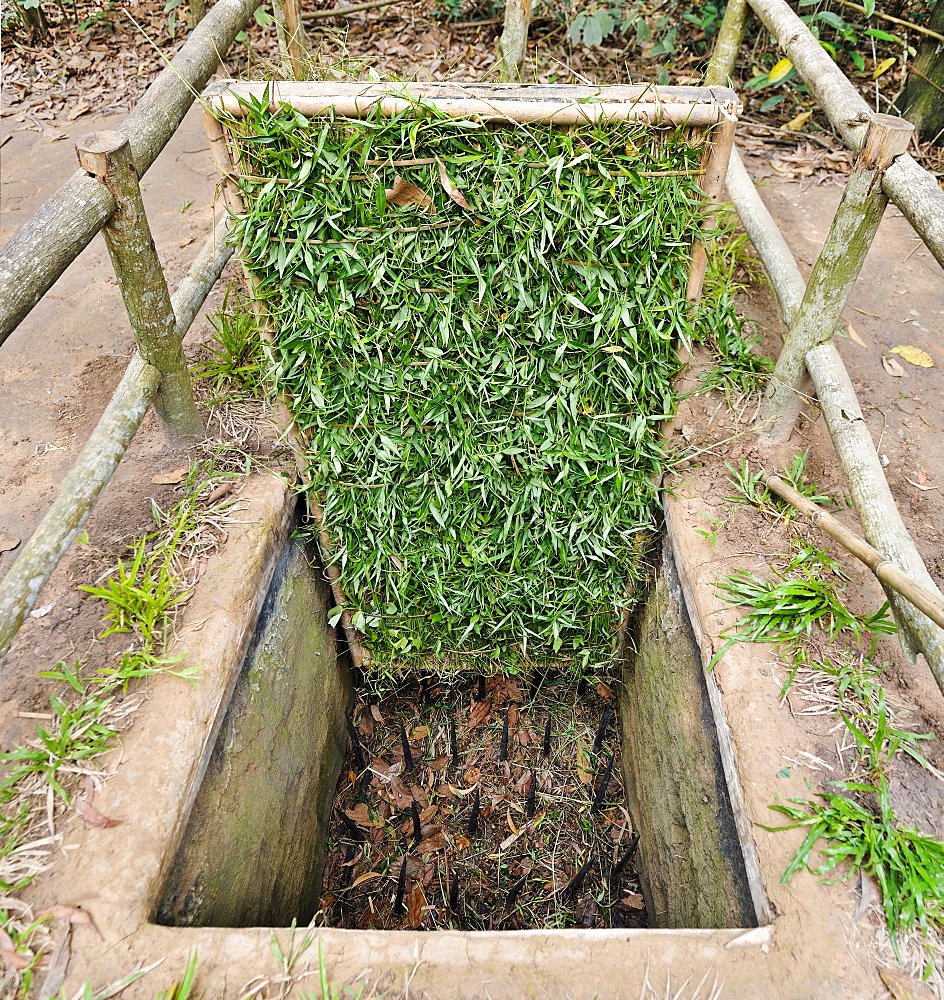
764,777,944,965
225,95,740,675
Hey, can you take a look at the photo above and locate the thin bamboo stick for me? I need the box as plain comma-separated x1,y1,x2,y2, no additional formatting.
0,0,258,346
764,474,944,630
758,114,914,444
747,0,944,270
686,118,737,302
76,131,204,448
215,81,741,127
0,355,161,659
170,215,234,338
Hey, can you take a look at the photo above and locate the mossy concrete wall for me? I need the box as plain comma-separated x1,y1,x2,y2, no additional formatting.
156,513,352,928
618,536,756,929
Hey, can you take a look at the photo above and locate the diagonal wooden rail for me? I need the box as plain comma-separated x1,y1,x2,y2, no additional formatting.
0,0,257,346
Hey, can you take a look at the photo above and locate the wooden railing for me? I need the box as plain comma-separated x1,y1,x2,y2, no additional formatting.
706,0,944,692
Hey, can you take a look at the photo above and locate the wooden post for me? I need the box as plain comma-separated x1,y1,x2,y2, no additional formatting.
76,131,204,448
273,0,309,79
704,0,747,87
757,113,913,444
189,0,207,24
496,0,531,82
0,0,259,347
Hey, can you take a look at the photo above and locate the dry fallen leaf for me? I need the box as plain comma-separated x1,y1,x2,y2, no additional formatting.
75,798,122,828
890,345,934,368
768,57,793,84
205,480,234,503
882,355,907,377
405,884,427,928
904,476,944,492
151,466,189,485
350,870,384,889
385,176,434,210
345,803,385,829
370,704,384,723
436,158,472,210
29,603,55,619
576,740,593,784
785,109,813,131
623,892,646,909
845,321,867,348
416,831,447,856
0,531,20,553
468,699,491,728
878,966,938,1000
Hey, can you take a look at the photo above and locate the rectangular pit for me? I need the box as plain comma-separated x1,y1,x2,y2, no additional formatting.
156,503,759,934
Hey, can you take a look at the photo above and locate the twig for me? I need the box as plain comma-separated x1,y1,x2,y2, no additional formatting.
831,0,944,43
410,800,422,845
393,855,408,915
592,704,613,754
302,0,406,21
499,707,510,761
590,752,614,814
542,714,552,757
399,722,414,771
468,786,481,835
610,832,640,883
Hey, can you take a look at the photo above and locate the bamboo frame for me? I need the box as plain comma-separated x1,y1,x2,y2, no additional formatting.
204,80,740,666
705,0,944,691
215,81,741,127
0,215,236,658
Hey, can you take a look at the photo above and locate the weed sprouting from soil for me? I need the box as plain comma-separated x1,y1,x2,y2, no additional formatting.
318,672,642,931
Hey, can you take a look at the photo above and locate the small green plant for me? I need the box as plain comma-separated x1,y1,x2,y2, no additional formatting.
693,512,726,547
193,284,266,397
763,776,944,967
80,538,191,654
299,940,370,1000
724,452,830,520
155,952,201,1000
710,569,894,668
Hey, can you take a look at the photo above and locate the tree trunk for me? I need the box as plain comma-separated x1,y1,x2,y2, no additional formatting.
899,0,944,142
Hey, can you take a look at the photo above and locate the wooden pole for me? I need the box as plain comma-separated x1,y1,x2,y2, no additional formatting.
496,0,532,82
704,0,747,87
758,113,913,444
763,473,944,631
805,342,944,687
302,0,405,18
0,356,161,659
0,0,257,347
76,131,204,448
273,0,309,79
189,0,207,25
747,0,944,271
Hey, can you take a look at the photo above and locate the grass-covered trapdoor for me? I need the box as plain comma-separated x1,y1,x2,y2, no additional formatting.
205,82,740,676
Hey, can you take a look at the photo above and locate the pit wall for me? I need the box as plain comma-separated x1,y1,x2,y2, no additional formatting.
26,470,885,999
619,538,756,928
156,507,352,928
